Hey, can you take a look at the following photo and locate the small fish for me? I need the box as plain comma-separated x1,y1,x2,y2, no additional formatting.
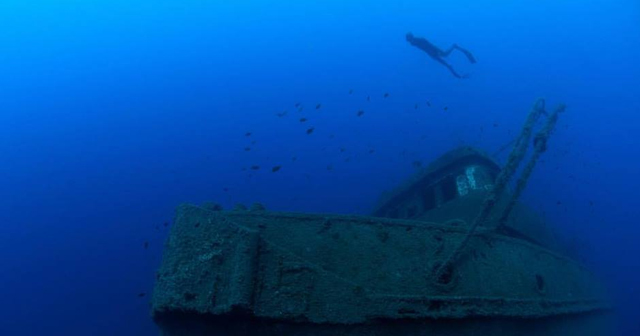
138,292,146,298
276,111,288,117
251,140,257,145
340,147,346,153
294,102,301,107
412,161,423,168
357,110,364,117
368,149,376,154
299,117,307,122
344,157,351,162
163,221,170,227
291,156,297,162
245,132,252,137
443,106,449,111
493,123,498,127
326,164,333,171
383,93,389,98
367,96,371,102
251,165,260,170
244,147,251,151
348,89,354,94
426,101,431,107
143,241,149,249
329,133,335,139
306,127,314,135
556,201,562,205
271,165,282,172
414,104,418,109
315,103,322,110
298,107,304,112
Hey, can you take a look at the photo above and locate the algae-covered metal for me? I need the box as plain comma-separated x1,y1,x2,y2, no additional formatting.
151,147,610,336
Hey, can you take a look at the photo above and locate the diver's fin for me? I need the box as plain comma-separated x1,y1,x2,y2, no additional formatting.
456,46,477,64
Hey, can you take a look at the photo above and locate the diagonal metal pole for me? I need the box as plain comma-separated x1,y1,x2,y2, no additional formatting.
496,103,565,230
433,99,547,283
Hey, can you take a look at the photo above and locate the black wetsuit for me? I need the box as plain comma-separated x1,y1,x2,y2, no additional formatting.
406,33,476,79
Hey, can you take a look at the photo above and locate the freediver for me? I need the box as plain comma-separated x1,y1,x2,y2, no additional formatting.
405,32,476,79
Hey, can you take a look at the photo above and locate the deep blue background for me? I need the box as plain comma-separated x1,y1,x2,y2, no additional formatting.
0,1,638,335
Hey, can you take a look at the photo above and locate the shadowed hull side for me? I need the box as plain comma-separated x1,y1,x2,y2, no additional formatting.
155,311,612,336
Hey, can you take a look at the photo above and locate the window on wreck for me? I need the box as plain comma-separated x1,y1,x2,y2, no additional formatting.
387,208,400,219
422,186,437,212
441,175,458,203
406,204,418,218
456,165,496,195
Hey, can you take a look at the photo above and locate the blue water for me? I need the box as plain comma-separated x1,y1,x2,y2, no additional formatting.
1,1,638,335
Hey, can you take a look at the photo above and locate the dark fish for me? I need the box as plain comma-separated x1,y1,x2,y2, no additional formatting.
138,292,146,298
493,123,498,127
251,165,260,170
298,107,304,112
315,103,322,110
368,149,376,154
344,157,351,162
292,156,297,162
329,133,335,139
556,201,562,205
356,110,364,117
443,106,449,111
426,101,431,107
414,104,418,109
276,111,288,117
412,161,423,168
244,147,251,151
340,147,346,153
245,132,252,137
349,89,354,94
143,241,149,249
163,221,170,227
251,140,257,145
367,96,371,101
295,102,301,107
195,222,201,228
299,117,307,122
326,164,333,171
306,127,314,135
271,165,282,172
383,93,389,98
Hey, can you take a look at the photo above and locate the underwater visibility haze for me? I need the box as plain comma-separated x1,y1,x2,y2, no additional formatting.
0,0,639,335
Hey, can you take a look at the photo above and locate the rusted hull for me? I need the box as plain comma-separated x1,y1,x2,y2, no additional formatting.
151,205,610,335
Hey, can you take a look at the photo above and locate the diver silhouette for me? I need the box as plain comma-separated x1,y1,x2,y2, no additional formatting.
405,32,476,79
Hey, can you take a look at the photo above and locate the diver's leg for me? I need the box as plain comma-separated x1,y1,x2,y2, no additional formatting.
433,57,463,78
441,44,456,57
441,44,477,63
453,45,477,63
